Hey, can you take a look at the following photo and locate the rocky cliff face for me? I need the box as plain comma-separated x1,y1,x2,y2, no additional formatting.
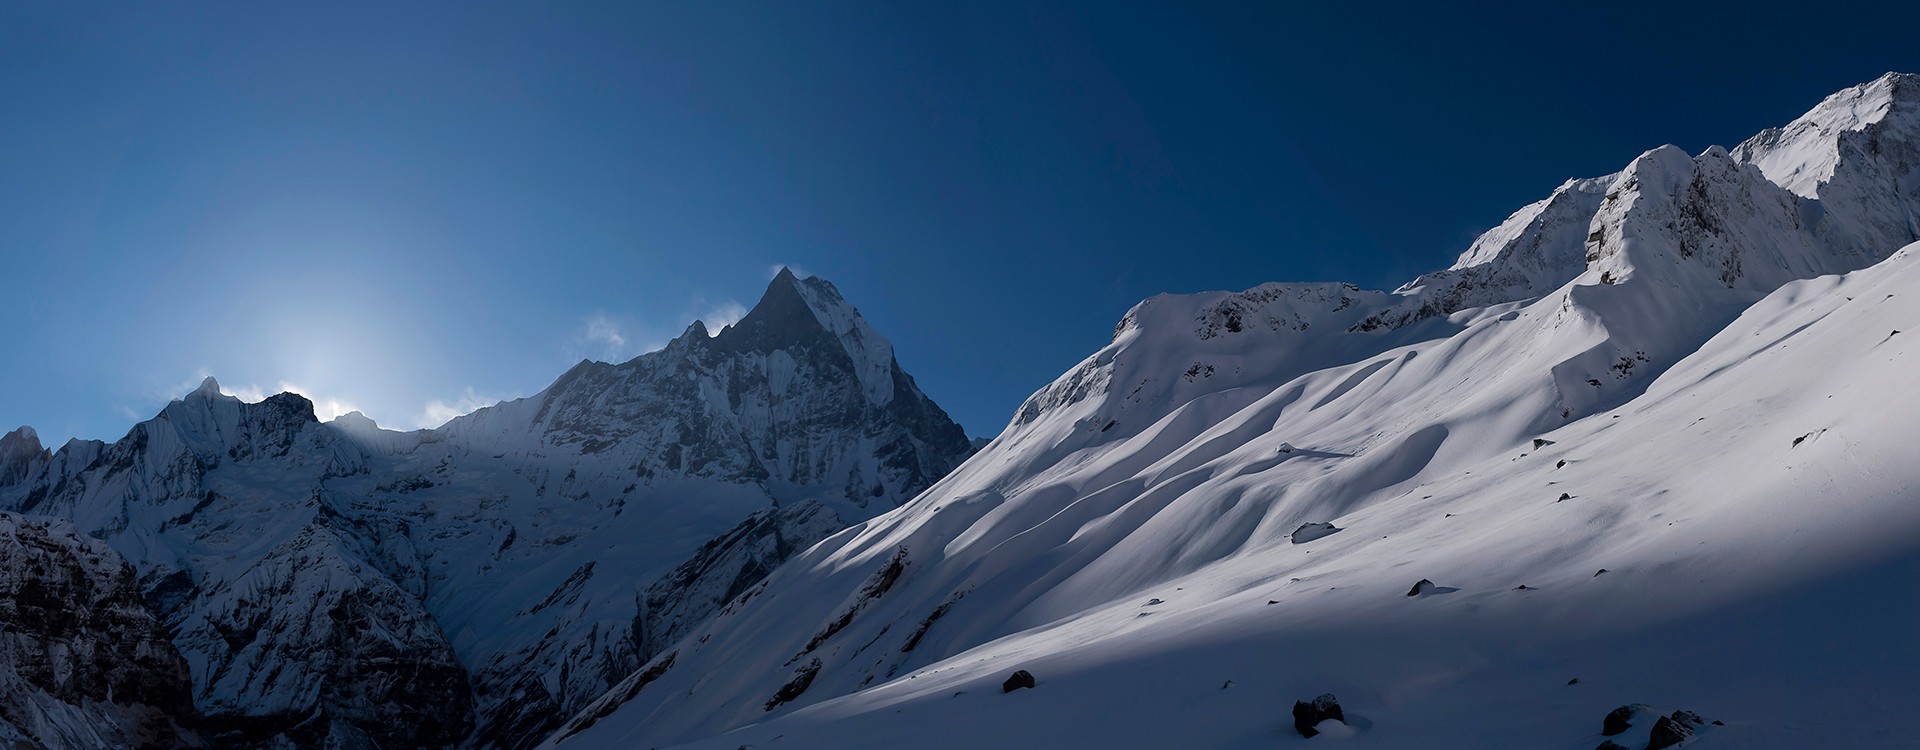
0,512,198,749
408,268,974,749
0,269,974,750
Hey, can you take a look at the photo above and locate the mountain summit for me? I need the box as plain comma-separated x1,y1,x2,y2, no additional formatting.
0,271,974,750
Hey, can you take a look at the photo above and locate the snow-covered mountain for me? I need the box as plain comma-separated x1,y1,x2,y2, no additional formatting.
0,270,975,749
546,73,1920,750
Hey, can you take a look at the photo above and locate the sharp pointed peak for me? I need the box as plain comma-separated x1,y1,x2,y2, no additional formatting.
1,425,43,457
185,376,227,401
330,410,380,431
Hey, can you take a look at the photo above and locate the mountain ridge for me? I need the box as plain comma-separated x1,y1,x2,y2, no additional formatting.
0,269,977,750
542,72,1920,750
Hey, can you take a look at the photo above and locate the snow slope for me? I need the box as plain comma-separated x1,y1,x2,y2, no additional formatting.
548,73,1920,750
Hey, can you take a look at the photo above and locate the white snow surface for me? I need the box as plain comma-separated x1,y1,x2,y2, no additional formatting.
545,74,1920,750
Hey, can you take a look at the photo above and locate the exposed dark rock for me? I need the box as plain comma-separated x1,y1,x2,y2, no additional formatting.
631,501,845,664
0,513,199,748
1001,670,1035,693
1291,693,1345,738
1595,741,1630,750
1670,709,1706,727
799,547,911,658
1407,579,1436,596
1603,703,1651,736
765,658,823,711
1290,522,1342,544
1647,714,1695,749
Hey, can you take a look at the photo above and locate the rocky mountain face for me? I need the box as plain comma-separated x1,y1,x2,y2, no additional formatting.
0,270,974,749
543,74,1920,750
0,511,198,749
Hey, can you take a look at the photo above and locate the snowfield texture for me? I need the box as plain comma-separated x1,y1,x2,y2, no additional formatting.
544,73,1920,750
0,271,974,749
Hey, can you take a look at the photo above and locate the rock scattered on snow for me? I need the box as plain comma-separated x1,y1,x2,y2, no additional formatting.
1406,579,1436,597
1602,704,1652,736
1289,522,1341,544
764,658,823,711
1647,711,1703,750
1290,693,1345,738
1001,670,1035,693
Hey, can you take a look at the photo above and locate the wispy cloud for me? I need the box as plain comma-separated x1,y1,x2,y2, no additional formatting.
145,368,217,405
767,263,812,279
138,370,360,424
582,312,628,359
415,387,508,430
224,382,268,402
230,381,361,423
698,298,747,334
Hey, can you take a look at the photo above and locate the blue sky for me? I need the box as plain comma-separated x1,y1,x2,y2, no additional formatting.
3,1,1916,444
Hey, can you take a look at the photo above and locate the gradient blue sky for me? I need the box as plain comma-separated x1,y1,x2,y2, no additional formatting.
3,1,1916,444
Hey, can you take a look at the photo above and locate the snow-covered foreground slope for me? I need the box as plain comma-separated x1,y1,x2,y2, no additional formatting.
548,74,1920,750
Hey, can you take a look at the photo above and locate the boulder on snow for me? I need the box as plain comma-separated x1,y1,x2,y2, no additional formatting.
1669,709,1706,726
1291,693,1345,738
1647,708,1711,749
1594,741,1630,750
1001,670,1035,693
1290,522,1341,544
1647,714,1695,750
1602,704,1651,736
1406,579,1436,597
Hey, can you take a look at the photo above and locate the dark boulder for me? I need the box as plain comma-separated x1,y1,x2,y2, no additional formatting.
1406,579,1435,597
1669,709,1705,726
1647,714,1694,750
1001,669,1035,693
1290,522,1341,544
1291,693,1345,738
1602,704,1650,736
1595,742,1630,750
